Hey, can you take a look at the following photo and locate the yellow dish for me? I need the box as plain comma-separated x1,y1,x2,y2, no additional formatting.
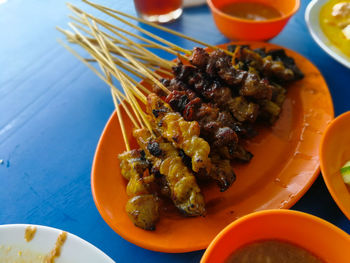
320,0,350,57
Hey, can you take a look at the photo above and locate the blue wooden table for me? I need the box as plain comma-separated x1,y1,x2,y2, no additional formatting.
1,0,349,262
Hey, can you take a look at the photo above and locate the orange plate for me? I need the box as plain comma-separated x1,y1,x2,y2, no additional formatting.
201,209,350,263
91,42,334,253
320,111,350,220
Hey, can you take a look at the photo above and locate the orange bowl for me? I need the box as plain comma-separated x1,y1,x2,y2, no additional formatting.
207,0,300,40
201,209,350,263
320,111,350,220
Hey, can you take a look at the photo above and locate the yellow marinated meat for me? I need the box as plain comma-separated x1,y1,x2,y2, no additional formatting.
239,48,294,82
118,149,148,180
133,128,206,216
118,149,159,230
147,93,211,173
125,194,159,231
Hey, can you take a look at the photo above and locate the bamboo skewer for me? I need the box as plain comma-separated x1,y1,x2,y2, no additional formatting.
113,89,141,129
69,15,158,57
60,24,172,102
57,36,117,95
92,20,175,68
75,17,174,70
58,29,140,127
60,14,168,140
67,21,152,103
81,0,236,56
98,32,170,95
110,54,165,81
68,23,117,74
98,37,142,135
70,13,168,54
60,1,243,139
112,89,130,151
59,24,156,98
75,1,191,56
57,38,141,130
85,56,172,83
120,75,152,133
87,17,150,105
96,33,153,134
67,3,180,66
114,69,151,95
91,18,182,64
146,64,173,77
63,1,237,93
90,21,151,132
65,5,183,84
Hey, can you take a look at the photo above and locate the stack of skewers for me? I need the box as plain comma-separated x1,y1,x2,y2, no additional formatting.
58,0,304,230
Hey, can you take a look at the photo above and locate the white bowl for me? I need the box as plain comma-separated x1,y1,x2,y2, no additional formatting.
0,224,115,263
305,0,350,68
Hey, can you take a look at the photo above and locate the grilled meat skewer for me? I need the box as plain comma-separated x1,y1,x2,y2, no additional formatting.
118,149,159,230
133,128,206,216
147,93,211,173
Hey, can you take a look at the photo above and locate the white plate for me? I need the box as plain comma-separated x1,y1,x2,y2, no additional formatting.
305,0,350,68
0,224,115,263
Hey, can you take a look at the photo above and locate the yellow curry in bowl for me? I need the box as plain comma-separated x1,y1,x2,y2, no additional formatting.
320,0,350,57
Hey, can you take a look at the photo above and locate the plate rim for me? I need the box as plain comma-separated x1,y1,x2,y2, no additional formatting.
0,224,115,262
91,42,334,253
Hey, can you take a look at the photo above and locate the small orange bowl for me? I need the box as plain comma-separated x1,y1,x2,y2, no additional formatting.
201,209,350,263
207,0,300,41
320,111,350,220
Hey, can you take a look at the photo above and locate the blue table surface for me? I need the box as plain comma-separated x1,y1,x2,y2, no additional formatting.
1,0,350,262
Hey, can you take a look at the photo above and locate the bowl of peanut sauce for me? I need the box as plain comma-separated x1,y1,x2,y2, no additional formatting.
207,0,300,40
201,209,350,263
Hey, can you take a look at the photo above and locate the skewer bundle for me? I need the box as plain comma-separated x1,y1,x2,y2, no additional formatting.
58,0,304,230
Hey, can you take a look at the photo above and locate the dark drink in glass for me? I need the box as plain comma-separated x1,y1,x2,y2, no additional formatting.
134,0,183,23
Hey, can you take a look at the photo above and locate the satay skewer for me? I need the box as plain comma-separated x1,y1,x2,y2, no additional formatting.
71,28,160,230
114,74,206,216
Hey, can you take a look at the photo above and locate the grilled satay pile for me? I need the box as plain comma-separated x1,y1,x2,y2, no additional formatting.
154,46,304,165
58,0,304,230
116,46,303,230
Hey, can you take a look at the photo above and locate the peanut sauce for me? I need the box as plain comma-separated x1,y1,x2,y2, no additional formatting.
225,240,324,263
219,2,282,21
44,231,67,263
24,226,37,242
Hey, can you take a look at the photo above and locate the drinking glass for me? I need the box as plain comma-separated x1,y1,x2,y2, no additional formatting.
133,0,183,23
